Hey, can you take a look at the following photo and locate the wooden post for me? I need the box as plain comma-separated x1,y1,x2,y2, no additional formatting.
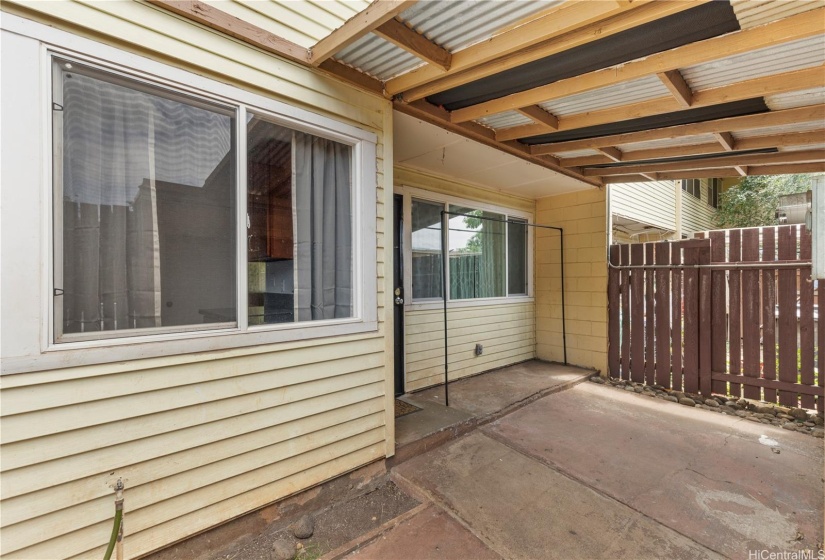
608,244,620,378
620,244,631,380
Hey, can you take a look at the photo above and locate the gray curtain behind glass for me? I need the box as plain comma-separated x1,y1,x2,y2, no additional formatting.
294,134,353,321
59,65,233,334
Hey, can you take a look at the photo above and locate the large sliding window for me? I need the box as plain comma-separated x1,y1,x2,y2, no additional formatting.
407,194,531,303
54,58,237,339
52,56,372,344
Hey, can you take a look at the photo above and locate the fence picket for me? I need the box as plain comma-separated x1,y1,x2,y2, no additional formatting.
761,227,777,403
655,243,670,387
671,243,683,391
799,226,815,409
729,230,742,399
710,231,727,394
630,244,645,383
683,245,699,394
645,243,656,386
777,225,798,407
698,241,712,397
742,228,761,400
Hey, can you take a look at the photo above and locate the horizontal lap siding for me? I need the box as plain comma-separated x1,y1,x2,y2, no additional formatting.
681,181,717,235
405,302,536,391
610,181,677,232
0,2,391,558
395,169,536,393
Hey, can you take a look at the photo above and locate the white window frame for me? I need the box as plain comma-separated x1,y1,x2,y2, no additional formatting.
0,16,378,374
395,186,534,312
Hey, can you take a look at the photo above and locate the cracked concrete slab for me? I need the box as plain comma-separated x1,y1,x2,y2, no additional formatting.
394,432,723,560
483,382,824,559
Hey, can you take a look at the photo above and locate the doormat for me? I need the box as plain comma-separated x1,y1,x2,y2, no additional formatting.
394,399,422,418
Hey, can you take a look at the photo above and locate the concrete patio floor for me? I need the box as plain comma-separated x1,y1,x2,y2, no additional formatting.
394,360,592,456
350,381,824,560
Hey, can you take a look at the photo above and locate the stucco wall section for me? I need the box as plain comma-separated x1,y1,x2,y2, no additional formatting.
535,189,608,374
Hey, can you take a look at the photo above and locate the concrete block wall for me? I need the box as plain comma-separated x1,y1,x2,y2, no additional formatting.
535,189,608,374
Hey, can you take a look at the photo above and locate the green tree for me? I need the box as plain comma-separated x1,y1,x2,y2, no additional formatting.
714,174,811,228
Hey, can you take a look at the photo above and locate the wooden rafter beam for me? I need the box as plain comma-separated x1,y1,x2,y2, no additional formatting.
450,8,825,123
493,65,825,142
309,0,418,66
747,162,825,176
146,0,308,64
146,0,387,97
514,106,559,129
389,0,702,99
559,129,825,166
714,132,736,151
604,169,738,182
735,166,748,176
393,100,602,187
374,18,451,70
598,147,624,162
606,161,825,181
582,149,825,176
531,104,825,155
657,70,693,108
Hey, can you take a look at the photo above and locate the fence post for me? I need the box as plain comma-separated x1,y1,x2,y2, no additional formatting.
608,245,620,378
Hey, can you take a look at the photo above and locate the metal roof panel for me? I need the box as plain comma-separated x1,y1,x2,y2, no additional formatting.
681,35,825,91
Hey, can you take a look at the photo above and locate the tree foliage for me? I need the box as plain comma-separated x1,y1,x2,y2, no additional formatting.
714,174,811,228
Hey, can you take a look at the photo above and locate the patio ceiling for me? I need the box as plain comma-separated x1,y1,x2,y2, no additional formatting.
150,0,825,186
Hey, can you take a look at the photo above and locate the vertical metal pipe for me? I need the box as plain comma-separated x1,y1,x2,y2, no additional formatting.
560,229,567,365
441,210,449,407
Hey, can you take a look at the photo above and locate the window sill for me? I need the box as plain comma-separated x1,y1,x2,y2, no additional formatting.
407,296,534,312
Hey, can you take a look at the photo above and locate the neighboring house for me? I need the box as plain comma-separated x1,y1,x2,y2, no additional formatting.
609,178,736,243
2,1,823,559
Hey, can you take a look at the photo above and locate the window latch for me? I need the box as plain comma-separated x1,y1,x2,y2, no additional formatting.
52,102,64,112
54,288,64,297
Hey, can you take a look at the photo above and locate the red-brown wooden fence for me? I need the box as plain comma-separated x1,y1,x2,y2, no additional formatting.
607,225,823,411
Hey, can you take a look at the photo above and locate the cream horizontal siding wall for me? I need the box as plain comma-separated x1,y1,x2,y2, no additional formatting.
404,302,536,391
681,179,718,235
0,3,392,559
394,168,536,392
609,180,677,232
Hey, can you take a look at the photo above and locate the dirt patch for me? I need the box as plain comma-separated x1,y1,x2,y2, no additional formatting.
215,481,420,560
